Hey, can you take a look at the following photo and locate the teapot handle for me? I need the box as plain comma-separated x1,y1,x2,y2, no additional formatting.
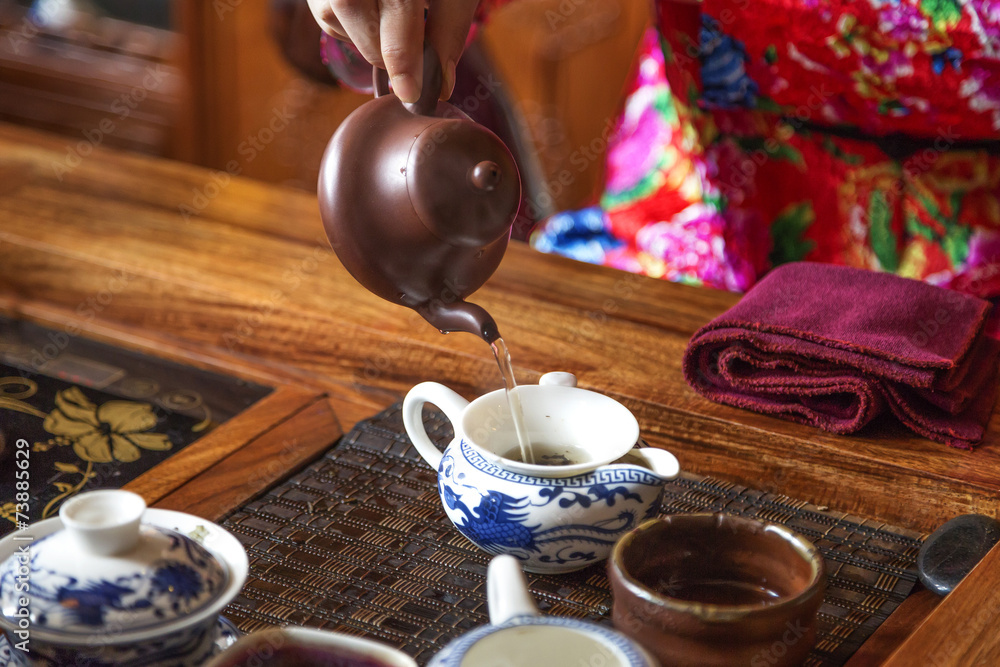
373,42,443,116
402,382,469,469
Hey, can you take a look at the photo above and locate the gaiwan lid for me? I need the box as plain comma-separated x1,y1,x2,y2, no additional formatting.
0,490,228,637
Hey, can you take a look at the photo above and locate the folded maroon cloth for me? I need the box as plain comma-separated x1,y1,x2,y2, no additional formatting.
683,263,1000,448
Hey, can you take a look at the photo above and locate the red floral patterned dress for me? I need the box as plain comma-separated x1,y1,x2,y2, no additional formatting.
528,0,1000,301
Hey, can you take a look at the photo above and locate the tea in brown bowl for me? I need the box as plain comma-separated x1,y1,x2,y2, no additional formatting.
607,514,826,667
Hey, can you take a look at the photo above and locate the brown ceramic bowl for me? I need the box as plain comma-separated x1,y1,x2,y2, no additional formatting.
607,514,826,667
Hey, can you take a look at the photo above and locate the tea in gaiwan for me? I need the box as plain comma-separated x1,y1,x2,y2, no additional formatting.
499,441,592,467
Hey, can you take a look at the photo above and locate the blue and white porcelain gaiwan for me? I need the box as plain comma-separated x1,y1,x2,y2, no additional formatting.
0,490,247,666
403,372,680,574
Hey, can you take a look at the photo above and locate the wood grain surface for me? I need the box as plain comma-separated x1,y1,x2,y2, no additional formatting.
843,589,942,667
124,385,326,506
2,123,997,537
151,395,343,520
883,543,1000,666
2,122,999,665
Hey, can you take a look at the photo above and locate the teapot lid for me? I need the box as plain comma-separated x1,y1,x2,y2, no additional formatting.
379,44,520,248
0,490,228,637
406,120,520,248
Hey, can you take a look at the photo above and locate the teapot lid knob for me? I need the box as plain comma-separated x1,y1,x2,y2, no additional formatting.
470,161,502,192
538,372,577,387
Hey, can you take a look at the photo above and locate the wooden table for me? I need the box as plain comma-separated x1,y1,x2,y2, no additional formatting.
1,122,997,665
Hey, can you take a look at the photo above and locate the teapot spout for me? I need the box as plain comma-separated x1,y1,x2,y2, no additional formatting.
487,555,539,624
418,299,501,343
613,447,681,483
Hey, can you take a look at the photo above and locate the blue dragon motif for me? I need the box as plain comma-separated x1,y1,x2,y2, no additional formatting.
442,484,540,552
439,452,646,566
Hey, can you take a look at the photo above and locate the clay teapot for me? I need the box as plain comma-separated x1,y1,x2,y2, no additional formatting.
318,45,521,343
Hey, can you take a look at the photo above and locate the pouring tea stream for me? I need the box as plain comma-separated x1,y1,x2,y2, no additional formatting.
317,45,537,462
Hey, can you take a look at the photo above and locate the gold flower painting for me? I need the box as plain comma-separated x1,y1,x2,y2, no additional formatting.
1,374,204,531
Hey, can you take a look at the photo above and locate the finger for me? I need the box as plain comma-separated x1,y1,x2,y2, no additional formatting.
306,0,347,38
425,0,478,99
378,0,425,103
323,18,351,42
330,0,386,69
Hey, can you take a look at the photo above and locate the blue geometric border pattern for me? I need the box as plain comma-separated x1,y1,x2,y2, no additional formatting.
459,440,665,487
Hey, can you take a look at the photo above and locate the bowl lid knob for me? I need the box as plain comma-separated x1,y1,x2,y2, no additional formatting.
60,488,146,556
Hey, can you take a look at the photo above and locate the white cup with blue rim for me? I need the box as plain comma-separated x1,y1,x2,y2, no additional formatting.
429,555,659,667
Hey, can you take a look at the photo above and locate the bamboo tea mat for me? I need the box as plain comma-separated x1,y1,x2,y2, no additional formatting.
220,403,925,666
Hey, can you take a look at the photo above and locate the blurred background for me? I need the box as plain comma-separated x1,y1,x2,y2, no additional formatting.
0,0,649,225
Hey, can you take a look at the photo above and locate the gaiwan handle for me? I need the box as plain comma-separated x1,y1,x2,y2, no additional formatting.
487,555,539,625
373,42,443,117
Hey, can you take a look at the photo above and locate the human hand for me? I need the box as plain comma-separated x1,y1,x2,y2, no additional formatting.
306,0,479,103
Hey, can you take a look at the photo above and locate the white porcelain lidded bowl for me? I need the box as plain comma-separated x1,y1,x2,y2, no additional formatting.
0,490,247,666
